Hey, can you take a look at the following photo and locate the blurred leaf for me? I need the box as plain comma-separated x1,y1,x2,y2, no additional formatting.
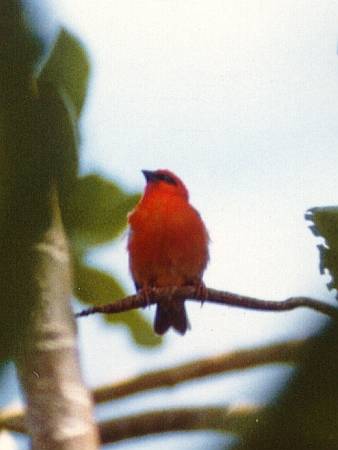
0,85,80,360
75,263,161,347
306,206,338,293
111,309,162,347
37,83,78,205
0,84,79,242
0,1,61,361
64,174,140,249
38,28,90,116
75,262,126,302
306,206,338,243
0,0,58,77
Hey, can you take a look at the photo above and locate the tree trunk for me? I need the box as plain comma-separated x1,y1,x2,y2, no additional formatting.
17,187,99,450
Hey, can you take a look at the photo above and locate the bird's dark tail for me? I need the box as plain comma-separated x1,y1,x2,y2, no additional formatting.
154,301,188,335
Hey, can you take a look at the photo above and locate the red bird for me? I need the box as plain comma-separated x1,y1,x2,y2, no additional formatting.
127,169,209,335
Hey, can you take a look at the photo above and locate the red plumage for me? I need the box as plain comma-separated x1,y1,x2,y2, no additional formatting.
127,169,209,335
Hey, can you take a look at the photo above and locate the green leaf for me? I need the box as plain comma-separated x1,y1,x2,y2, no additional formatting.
75,263,126,304
36,83,78,205
0,1,61,360
38,28,90,117
0,0,58,78
64,174,140,249
306,206,338,293
108,309,162,347
75,263,161,347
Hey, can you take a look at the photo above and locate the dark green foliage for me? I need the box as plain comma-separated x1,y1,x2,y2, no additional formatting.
0,82,79,360
0,1,154,359
0,0,58,78
0,0,61,360
306,207,338,293
35,83,78,207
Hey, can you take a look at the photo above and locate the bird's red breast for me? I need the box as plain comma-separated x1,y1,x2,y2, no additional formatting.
127,169,209,335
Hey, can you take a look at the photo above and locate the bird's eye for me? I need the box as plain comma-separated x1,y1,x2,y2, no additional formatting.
158,174,177,185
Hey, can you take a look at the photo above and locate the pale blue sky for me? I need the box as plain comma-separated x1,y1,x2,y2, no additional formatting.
6,2,338,449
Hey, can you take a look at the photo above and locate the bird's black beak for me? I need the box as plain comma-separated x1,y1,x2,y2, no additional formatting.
142,170,157,183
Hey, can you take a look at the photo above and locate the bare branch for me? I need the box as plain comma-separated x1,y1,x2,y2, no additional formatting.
0,407,26,434
98,404,261,444
75,286,338,320
93,339,303,403
0,404,261,443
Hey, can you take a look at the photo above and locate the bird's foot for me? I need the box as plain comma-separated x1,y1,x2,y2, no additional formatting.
138,286,152,308
195,281,208,306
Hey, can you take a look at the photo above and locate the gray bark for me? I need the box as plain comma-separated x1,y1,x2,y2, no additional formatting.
17,188,99,450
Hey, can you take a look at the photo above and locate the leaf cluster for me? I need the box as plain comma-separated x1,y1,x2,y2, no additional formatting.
306,206,338,294
0,1,158,362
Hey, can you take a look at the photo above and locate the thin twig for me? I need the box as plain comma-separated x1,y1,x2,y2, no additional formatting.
75,286,338,320
0,339,302,433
